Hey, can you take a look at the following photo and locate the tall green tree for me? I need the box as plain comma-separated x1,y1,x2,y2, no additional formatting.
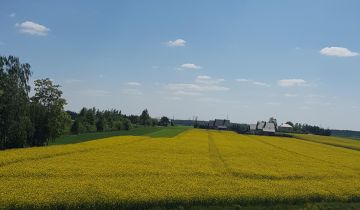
0,56,32,149
159,116,170,126
123,118,132,130
139,109,151,126
29,78,70,145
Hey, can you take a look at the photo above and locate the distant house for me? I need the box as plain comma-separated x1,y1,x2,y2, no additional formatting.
257,121,266,130
262,122,276,133
278,123,293,132
249,124,257,131
208,120,215,128
214,119,230,130
249,121,276,134
206,119,230,130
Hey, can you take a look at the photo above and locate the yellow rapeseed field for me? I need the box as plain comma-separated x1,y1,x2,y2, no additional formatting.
0,129,359,209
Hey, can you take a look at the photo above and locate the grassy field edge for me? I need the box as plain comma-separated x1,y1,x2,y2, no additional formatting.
49,126,191,145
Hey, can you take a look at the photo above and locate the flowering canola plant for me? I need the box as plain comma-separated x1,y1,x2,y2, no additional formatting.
0,129,359,209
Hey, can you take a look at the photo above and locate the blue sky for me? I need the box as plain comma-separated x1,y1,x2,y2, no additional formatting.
1,0,360,130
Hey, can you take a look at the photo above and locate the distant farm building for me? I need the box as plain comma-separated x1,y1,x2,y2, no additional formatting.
209,119,231,130
263,122,276,134
278,123,293,132
249,121,276,134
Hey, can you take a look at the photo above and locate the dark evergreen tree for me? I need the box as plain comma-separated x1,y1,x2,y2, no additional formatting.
140,109,151,126
159,116,170,126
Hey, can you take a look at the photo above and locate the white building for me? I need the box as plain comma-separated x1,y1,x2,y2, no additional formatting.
249,121,276,134
278,123,293,132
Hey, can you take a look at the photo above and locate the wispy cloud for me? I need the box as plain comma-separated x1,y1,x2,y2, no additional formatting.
253,81,270,87
151,66,159,69
166,75,229,96
173,90,201,96
236,78,250,82
278,79,307,87
266,102,281,106
165,39,186,47
165,96,182,101
320,47,358,57
180,63,202,70
16,21,50,36
236,78,270,87
284,93,297,97
195,75,224,84
122,88,143,95
305,101,333,107
167,83,229,92
126,82,142,86
9,13,16,18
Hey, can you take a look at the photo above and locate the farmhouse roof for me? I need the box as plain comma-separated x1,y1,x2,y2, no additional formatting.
279,123,293,128
249,124,257,130
208,120,215,126
263,122,276,133
257,121,266,130
214,119,230,127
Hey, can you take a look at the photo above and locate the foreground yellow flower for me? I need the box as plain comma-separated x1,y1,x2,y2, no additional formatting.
0,129,359,209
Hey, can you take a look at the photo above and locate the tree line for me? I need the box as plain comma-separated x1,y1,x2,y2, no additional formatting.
288,122,331,136
0,56,70,149
67,108,173,135
0,55,174,150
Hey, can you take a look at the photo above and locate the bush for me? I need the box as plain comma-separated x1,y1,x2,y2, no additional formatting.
113,121,123,131
123,119,132,130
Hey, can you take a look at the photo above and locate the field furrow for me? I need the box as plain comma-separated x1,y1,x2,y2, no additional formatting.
0,129,359,209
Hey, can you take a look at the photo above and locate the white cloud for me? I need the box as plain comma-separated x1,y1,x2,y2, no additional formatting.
166,83,229,92
16,21,50,36
9,13,16,18
305,101,333,107
284,93,297,97
152,66,159,69
167,83,228,92
236,78,250,82
166,96,182,101
320,47,358,57
166,75,229,97
253,81,270,87
195,75,224,84
236,78,270,87
126,82,142,86
266,102,280,106
278,79,307,87
166,39,186,47
197,75,211,80
122,88,142,95
305,94,326,99
180,63,202,70
173,90,201,96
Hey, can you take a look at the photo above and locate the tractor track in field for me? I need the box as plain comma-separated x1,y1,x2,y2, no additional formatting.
0,137,149,168
207,132,328,180
251,136,359,172
208,132,232,175
293,136,360,152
